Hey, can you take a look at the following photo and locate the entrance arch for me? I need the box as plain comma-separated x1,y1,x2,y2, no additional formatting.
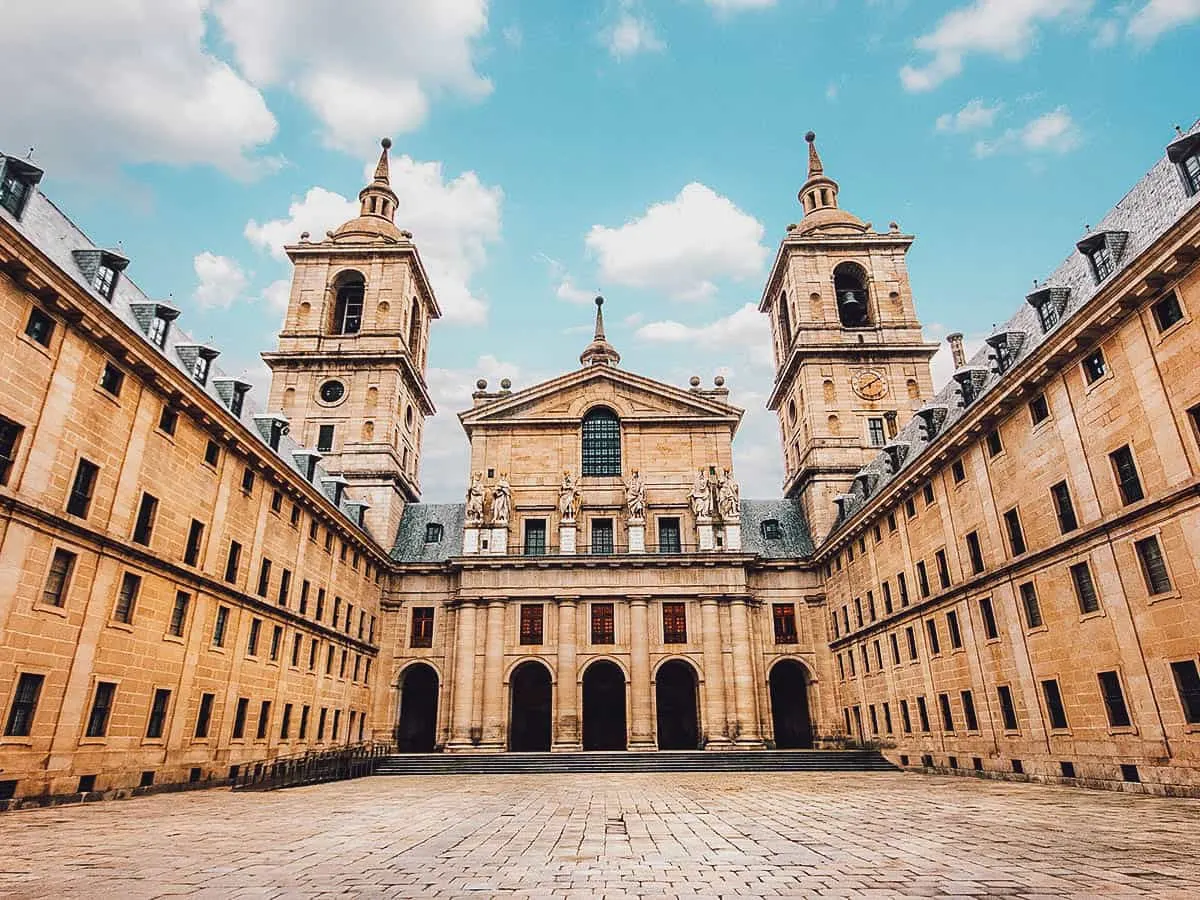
509,660,553,752
395,663,439,752
655,659,700,750
582,660,627,750
769,659,814,749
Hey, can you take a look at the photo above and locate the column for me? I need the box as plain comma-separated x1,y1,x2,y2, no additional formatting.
479,599,507,750
553,598,581,751
629,597,655,750
700,597,730,748
729,596,763,746
448,600,479,750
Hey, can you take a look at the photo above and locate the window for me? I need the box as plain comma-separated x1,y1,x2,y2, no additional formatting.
93,260,120,299
881,581,893,614
0,415,23,486
1170,661,1200,724
280,704,293,739
132,492,158,545
194,693,215,739
916,561,930,598
1152,292,1184,332
938,693,954,732
332,274,365,335
997,685,1019,731
1098,671,1131,728
317,708,327,741
1070,561,1100,614
24,305,56,347
663,602,687,643
591,518,614,554
658,518,681,554
317,424,335,453
1135,535,1172,595
905,626,918,661
213,606,230,647
922,483,935,506
145,688,171,740
854,598,864,628
256,701,271,740
883,702,893,734
897,572,909,607
192,354,211,386
985,429,1003,457
67,458,99,518
324,530,334,553
224,541,241,584
278,569,291,607
309,639,319,670
247,619,261,656
978,597,999,640
4,673,44,737
965,531,984,575
0,162,35,217
886,512,897,532
521,519,547,555
42,548,76,607
925,620,941,656
905,497,917,518
256,558,272,597
591,603,615,644
961,690,979,731
935,549,951,589
1028,394,1049,425
231,698,250,740
581,407,621,476
519,604,544,645
339,649,348,678
114,572,140,624
410,608,434,648
1019,582,1042,629
873,640,883,670
1082,348,1107,384
761,518,782,540
1110,446,1144,504
1041,679,1069,730
240,466,255,494
168,592,190,637
147,311,171,348
951,458,965,483
291,634,302,668
332,709,342,740
315,589,326,621
946,610,962,649
270,490,283,514
889,633,900,665
1003,508,1026,556
868,705,878,734
773,604,798,644
866,591,876,621
1179,146,1200,195
99,361,124,396
183,519,204,567
85,681,117,738
899,699,912,734
1051,481,1077,533
1088,245,1116,281
868,417,886,447
916,696,930,732
299,705,310,740
270,626,282,662
204,440,220,467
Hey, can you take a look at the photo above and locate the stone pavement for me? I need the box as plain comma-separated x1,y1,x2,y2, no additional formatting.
1,771,1198,898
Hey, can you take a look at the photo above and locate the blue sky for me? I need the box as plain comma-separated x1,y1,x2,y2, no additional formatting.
5,0,1198,502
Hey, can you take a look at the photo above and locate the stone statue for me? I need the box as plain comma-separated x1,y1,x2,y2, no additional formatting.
491,474,512,526
465,472,485,526
558,471,579,523
717,468,741,520
690,468,713,520
625,469,646,521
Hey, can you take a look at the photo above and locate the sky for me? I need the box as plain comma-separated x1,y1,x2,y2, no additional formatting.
4,0,1198,503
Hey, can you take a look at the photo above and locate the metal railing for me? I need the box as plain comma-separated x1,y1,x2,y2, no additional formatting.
231,741,393,792
515,543,702,557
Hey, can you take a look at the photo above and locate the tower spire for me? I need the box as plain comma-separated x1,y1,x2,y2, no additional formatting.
580,296,621,367
798,131,840,217
358,137,399,222
806,130,824,178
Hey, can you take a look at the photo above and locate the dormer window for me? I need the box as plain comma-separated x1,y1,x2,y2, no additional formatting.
1077,231,1128,285
1182,152,1200,196
93,261,119,300
331,271,365,335
192,354,211,386
1026,286,1070,335
148,312,171,348
760,519,782,540
1167,129,1200,197
231,383,249,417
0,157,42,219
1088,244,1115,281
425,523,444,543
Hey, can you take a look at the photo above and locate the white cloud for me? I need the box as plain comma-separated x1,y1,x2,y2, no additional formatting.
244,155,503,325
263,279,292,314
936,99,1004,133
502,25,524,48
0,0,277,177
929,336,988,390
192,253,249,310
539,254,596,305
634,303,772,365
706,0,779,11
586,184,768,301
974,107,1082,157
900,0,1093,92
213,0,491,153
1128,0,1200,41
605,9,666,58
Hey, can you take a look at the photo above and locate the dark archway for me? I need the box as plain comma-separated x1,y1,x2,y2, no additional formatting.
833,262,871,329
509,661,553,752
769,659,814,749
582,660,627,750
395,663,439,752
655,659,700,750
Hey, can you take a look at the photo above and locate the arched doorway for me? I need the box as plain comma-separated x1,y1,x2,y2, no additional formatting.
395,663,439,752
769,659,814,749
509,661,553,752
582,660,626,750
655,659,700,750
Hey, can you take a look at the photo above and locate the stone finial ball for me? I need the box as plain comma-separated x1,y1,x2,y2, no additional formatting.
500,378,512,389
381,137,392,149
476,378,487,390
595,295,604,307
714,375,726,387
689,375,702,387
805,131,816,143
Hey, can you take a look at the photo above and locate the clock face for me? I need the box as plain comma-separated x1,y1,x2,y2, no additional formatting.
319,380,346,404
852,370,888,401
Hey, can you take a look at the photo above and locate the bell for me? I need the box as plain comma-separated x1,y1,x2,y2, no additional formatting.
838,291,865,317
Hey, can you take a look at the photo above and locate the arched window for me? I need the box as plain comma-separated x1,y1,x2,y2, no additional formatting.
408,297,422,356
581,407,621,476
833,262,871,328
777,292,791,347
331,271,365,335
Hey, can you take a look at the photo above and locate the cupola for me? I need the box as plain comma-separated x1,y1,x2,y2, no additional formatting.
579,296,621,367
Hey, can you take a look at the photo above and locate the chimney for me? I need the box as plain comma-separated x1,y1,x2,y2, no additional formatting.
946,332,966,369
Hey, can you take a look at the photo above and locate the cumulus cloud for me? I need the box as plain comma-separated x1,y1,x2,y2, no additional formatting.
634,304,772,365
244,155,503,325
974,107,1082,157
0,0,277,177
604,4,666,59
936,99,1004,133
586,184,768,301
1128,0,1200,41
706,0,779,11
213,0,491,153
192,253,249,309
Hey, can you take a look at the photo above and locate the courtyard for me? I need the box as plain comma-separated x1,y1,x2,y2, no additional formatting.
1,772,1198,898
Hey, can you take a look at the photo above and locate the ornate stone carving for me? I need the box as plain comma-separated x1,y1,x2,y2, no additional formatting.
690,469,713,520
491,474,512,526
465,472,485,526
625,469,646,521
716,468,740,520
558,471,580,523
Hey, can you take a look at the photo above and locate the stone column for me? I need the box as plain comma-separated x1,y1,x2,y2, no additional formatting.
553,597,581,751
700,597,730,748
479,599,507,750
728,596,763,746
448,600,479,750
629,596,655,750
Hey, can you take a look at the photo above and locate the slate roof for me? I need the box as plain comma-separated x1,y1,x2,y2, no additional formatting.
0,155,372,537
740,499,815,559
825,122,1200,539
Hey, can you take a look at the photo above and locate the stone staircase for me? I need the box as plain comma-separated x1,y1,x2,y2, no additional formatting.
374,749,896,776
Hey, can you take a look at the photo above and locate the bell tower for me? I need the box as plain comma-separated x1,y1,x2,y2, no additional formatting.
263,138,440,543
759,132,938,542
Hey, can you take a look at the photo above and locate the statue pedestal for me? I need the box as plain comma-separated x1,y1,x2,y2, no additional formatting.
628,520,645,553
560,524,577,555
490,526,508,555
724,522,742,552
697,518,715,552
463,526,480,555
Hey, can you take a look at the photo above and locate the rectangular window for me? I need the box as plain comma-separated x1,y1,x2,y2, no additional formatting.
1135,535,1172,595
410,607,434,648
291,634,302,668
978,596,999,639
938,693,954,732
1028,393,1050,425
317,424,335,453
332,709,341,741
93,263,119,299
916,561,930,598
168,591,190,637
591,603,615,645
85,681,117,738
4,673,45,737
280,703,293,739
889,632,900,665
869,705,878,734
923,483,935,506
591,518,614,555
1004,508,1026,556
256,701,271,740
520,604,544,645
339,649,348,678
854,597,864,629
240,466,255,494
317,708,327,741
132,492,158,545
299,705,310,740
114,572,140,624
158,405,178,435
883,702,893,734
1070,561,1100,614
905,497,917,518
1152,291,1184,332
41,548,76,607
1170,660,1200,724
947,610,962,649
0,168,32,217
194,693,214,739
67,458,99,518
247,618,261,656
916,696,930,732
148,313,170,348
146,688,171,739
657,518,681,553
99,361,124,396
1051,481,1078,533
873,640,883,670
1019,581,1042,629
523,519,547,555
308,638,318,671
925,620,941,656
1098,671,1131,728
868,417,886,447
965,531,984,574
184,519,204,566
290,504,301,527
232,698,249,739
899,699,912,734
270,625,282,662
837,654,845,680
997,685,1019,731
324,530,334,553
1044,680,1070,731
662,602,687,644
256,558,271,597
224,541,241,584
278,569,291,607
887,512,897,532
951,458,966,483
315,589,326,621
897,572,909,607
0,415,23,485
213,606,230,647
905,626,918,661
881,581,893,614
270,490,283,514
1082,348,1107,384
962,690,979,731
204,440,220,467
772,604,798,644
986,429,1003,457
935,549,951,589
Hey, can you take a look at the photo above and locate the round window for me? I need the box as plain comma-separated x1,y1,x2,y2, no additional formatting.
319,380,346,404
